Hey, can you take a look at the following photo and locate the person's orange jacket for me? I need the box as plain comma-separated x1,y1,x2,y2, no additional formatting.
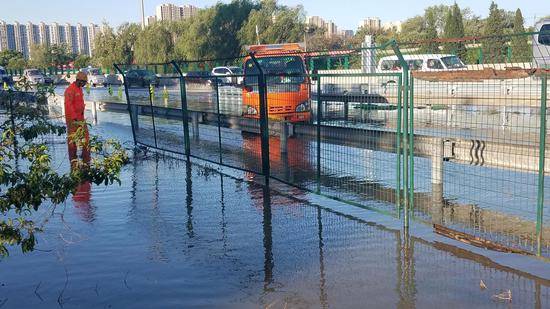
64,82,86,124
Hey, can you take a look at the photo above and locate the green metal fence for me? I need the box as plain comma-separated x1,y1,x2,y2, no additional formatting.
399,31,549,256
115,32,550,257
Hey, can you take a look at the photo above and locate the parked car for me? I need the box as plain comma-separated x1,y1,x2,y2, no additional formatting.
124,69,159,87
0,66,13,85
81,67,106,87
185,71,214,85
377,54,466,73
211,66,244,85
23,69,48,85
533,18,550,68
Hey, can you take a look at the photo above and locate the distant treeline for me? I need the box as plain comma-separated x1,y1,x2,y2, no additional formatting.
1,0,545,71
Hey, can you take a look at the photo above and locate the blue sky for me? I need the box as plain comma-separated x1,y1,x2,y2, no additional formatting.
0,0,547,29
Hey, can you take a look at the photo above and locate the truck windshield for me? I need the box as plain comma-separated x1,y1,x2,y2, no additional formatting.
27,70,41,76
244,56,305,85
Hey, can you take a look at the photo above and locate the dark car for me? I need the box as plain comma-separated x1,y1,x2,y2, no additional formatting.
185,71,214,85
0,66,13,84
124,69,159,88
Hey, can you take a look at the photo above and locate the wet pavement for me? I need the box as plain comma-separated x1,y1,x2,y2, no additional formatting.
0,92,549,308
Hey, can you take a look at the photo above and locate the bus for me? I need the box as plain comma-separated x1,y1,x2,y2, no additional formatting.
242,43,311,123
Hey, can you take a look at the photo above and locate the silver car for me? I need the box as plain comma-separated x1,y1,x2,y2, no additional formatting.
23,69,46,85
82,68,106,87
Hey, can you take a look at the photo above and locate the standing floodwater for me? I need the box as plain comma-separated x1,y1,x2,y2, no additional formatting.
0,136,548,307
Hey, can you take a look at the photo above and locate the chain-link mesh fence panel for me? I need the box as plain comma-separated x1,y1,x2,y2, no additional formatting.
400,32,550,256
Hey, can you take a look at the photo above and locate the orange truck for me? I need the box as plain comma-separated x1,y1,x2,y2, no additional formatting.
242,43,311,123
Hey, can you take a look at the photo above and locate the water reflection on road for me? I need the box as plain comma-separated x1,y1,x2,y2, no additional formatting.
0,143,548,307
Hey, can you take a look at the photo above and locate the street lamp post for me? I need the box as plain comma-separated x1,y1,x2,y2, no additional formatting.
140,0,146,30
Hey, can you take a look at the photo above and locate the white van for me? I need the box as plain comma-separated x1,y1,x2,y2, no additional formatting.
533,19,550,68
211,66,244,85
377,54,466,72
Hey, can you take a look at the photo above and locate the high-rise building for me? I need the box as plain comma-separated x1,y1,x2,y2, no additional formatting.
306,16,326,29
360,17,381,30
14,22,29,57
182,4,198,19
325,21,338,38
50,22,63,45
65,23,78,54
27,22,40,47
306,16,341,38
0,21,99,58
0,21,16,52
155,3,199,22
87,23,99,56
39,22,50,46
156,3,177,21
339,30,354,39
146,15,156,26
0,21,9,52
76,23,89,56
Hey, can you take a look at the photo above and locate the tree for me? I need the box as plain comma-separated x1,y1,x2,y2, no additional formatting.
482,1,507,63
0,84,128,256
29,44,50,69
92,23,140,70
306,25,347,51
422,10,439,53
74,54,92,69
443,3,467,60
397,15,425,43
7,57,27,71
510,9,531,62
134,22,174,63
29,44,72,69
174,0,261,60
0,50,24,67
49,44,72,67
238,0,305,47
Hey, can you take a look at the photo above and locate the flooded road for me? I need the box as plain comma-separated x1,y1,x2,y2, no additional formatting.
0,104,549,308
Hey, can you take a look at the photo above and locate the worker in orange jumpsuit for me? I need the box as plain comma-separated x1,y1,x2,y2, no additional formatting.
64,71,90,163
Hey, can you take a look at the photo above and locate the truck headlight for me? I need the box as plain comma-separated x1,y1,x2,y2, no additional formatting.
245,105,258,115
295,101,310,112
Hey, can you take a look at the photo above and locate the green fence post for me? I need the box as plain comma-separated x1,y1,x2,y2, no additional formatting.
310,59,315,72
396,75,403,214
536,75,547,256
172,61,190,156
478,47,483,64
214,76,223,164
249,53,270,185
316,75,322,193
344,56,349,69
409,76,415,213
113,64,137,146
507,46,512,63
392,40,410,226
326,58,331,70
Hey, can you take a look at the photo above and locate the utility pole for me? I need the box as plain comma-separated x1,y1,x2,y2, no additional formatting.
140,0,146,30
